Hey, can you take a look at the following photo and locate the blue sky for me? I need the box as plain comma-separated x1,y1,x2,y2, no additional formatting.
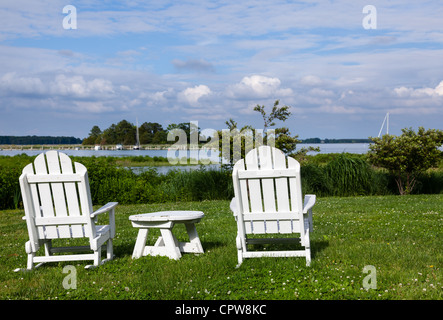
0,0,442,140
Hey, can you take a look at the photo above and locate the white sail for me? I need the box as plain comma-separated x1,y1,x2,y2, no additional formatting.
134,117,140,150
378,112,389,137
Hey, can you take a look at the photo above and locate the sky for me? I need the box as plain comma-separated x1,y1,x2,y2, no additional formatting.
0,0,442,140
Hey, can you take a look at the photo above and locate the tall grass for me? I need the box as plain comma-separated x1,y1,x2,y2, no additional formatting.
325,154,374,196
164,168,233,201
87,168,233,205
301,155,381,197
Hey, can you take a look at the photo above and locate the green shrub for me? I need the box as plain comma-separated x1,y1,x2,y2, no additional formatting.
0,165,22,209
0,154,35,210
413,170,443,194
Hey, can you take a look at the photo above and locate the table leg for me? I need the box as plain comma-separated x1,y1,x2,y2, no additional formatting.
183,223,204,254
160,228,182,260
132,228,148,259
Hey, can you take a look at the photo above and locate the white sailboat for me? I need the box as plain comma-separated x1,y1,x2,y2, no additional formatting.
133,117,140,150
378,112,389,137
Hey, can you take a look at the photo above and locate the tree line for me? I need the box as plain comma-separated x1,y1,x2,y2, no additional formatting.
301,138,371,144
82,120,199,145
0,136,82,145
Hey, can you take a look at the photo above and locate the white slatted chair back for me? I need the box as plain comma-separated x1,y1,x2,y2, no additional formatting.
233,146,303,234
231,146,315,267
20,151,94,249
18,150,117,270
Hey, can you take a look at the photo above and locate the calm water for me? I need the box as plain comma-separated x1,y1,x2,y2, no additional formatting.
0,143,370,174
0,143,370,157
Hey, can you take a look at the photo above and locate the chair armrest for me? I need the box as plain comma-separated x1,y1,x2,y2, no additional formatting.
303,195,316,214
91,202,118,238
303,195,315,233
90,202,118,218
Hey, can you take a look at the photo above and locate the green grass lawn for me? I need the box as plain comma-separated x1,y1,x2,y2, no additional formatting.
0,194,441,300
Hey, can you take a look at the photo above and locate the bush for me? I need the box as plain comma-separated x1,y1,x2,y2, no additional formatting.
412,170,443,194
0,154,35,210
0,165,22,209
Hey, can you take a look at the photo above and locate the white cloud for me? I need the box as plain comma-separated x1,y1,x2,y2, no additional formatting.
0,72,46,95
73,101,113,113
1,1,443,137
309,88,335,97
317,105,362,114
0,73,114,99
146,88,175,106
227,75,293,99
50,75,114,98
2,1,441,41
119,85,131,92
300,75,323,86
394,81,443,98
178,85,212,106
172,58,215,73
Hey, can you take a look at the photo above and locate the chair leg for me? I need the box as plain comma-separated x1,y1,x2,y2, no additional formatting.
44,240,52,256
93,249,101,266
305,245,311,267
304,230,311,266
106,238,113,260
27,252,35,270
23,241,35,270
235,235,244,268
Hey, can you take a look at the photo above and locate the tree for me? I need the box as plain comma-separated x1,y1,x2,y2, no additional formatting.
367,127,443,195
115,120,136,145
102,124,117,145
254,100,291,129
82,125,102,145
167,122,201,144
253,100,301,155
139,122,166,144
152,130,167,144
213,100,302,167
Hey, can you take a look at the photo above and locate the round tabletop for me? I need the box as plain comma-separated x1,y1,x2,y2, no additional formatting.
129,210,204,222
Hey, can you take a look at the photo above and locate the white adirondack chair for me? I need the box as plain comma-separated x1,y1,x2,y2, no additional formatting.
17,151,118,270
230,146,316,267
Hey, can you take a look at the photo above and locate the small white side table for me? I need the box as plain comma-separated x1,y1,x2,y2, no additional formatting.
129,211,204,260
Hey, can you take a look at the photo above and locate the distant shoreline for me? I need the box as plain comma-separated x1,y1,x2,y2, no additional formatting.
0,139,372,150
0,134,372,147
0,144,173,151
299,138,371,144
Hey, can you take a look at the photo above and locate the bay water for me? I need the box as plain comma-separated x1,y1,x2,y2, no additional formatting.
0,143,370,174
